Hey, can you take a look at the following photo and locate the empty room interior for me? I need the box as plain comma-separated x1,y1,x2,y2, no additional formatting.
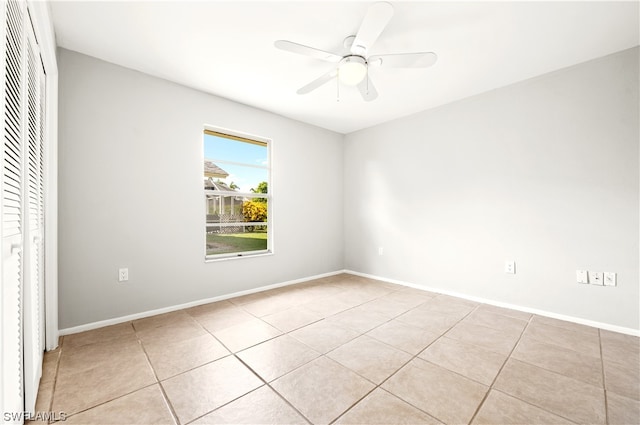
1,1,639,424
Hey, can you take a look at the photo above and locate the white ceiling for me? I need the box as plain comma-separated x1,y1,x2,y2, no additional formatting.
50,1,639,134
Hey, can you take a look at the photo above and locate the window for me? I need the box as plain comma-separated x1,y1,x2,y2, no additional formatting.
203,128,271,260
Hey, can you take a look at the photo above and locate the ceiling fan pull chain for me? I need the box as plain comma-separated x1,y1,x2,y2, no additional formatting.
366,66,370,94
336,68,340,102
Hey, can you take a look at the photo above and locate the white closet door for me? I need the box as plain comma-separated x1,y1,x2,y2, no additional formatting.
38,60,46,366
1,0,27,421
22,13,44,413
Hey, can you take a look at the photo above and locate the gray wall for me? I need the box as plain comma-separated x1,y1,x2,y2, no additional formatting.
58,49,344,328
344,48,639,330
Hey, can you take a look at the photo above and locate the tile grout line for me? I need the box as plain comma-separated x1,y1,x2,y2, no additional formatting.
251,284,428,364
258,290,417,424
286,305,424,424
134,322,181,425
344,297,507,422
326,374,378,425
45,338,63,424
214,316,317,425
488,318,590,424
526,318,607,361
482,314,603,424
55,383,160,422
299,290,440,360
221,281,421,425
468,316,586,425
52,324,161,422
196,313,315,424
233,355,314,425
331,301,483,425
418,314,533,390
510,321,606,389
466,311,534,424
167,314,287,423
217,280,386,344
234,279,355,319
508,328,608,386
138,310,237,381
248,280,409,328
177,326,247,424
233,288,411,424
532,316,604,338
316,290,452,356
320,294,453,423
598,328,609,425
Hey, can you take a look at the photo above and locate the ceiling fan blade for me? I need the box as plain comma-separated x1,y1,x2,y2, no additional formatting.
275,40,342,63
351,2,394,56
369,52,437,68
357,75,378,102
297,69,338,94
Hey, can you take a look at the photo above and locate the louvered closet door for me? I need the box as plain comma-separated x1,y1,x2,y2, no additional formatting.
37,60,45,367
22,14,45,413
1,0,27,420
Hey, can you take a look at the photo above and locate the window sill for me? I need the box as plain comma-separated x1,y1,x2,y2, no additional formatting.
205,251,273,263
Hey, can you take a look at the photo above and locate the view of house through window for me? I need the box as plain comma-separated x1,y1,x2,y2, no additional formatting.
204,129,270,259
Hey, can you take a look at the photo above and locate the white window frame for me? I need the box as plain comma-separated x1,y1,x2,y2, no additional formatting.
203,126,272,261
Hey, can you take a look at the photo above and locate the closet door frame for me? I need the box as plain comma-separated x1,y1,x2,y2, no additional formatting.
27,0,58,353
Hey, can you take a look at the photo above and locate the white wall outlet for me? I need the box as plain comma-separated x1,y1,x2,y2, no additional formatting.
504,261,516,274
118,268,129,282
576,270,589,284
378,247,384,256
604,272,617,287
589,271,603,286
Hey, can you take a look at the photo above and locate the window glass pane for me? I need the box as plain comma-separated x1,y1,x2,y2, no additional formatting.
204,134,268,166
205,197,268,224
205,194,245,217
206,224,268,256
205,163,268,194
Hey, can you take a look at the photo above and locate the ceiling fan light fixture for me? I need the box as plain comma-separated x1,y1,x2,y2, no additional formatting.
338,56,367,86
275,2,436,101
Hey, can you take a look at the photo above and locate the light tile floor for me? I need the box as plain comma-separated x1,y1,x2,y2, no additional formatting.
33,274,639,424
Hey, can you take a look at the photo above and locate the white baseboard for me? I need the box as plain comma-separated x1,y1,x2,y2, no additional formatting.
59,268,639,338
345,270,640,337
59,270,345,336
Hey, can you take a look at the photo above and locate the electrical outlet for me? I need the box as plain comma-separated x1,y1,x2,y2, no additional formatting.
589,271,603,286
118,268,129,282
604,272,617,287
504,261,515,274
378,247,384,256
576,270,589,284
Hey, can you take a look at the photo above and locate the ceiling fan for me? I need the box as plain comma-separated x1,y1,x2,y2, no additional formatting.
274,2,437,102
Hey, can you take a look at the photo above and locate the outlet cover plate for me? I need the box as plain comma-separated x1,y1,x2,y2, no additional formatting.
604,272,617,287
118,268,129,282
589,271,604,286
504,261,515,274
576,270,588,284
